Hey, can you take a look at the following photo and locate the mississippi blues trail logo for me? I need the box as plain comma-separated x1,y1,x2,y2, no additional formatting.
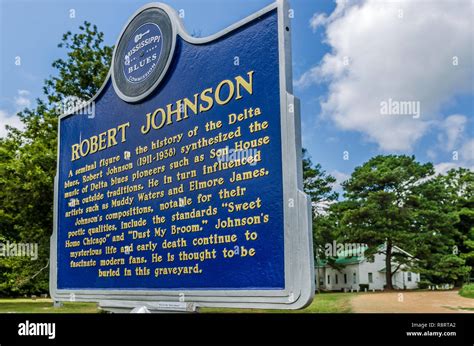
123,23,163,84
112,7,174,102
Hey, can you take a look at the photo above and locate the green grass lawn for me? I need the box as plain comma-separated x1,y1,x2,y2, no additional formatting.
201,292,353,313
0,298,99,313
0,292,353,313
459,284,474,299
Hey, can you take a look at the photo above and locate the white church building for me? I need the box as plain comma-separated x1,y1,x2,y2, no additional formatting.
316,244,420,291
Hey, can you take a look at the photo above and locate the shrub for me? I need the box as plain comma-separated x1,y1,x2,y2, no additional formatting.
459,284,474,298
418,280,432,289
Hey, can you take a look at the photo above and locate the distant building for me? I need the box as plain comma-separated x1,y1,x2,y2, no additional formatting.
316,244,420,291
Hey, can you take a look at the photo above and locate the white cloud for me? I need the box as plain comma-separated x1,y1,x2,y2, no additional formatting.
309,0,355,32
433,137,474,175
332,169,350,185
432,114,473,170
437,114,468,151
300,0,473,152
460,139,474,163
426,149,437,160
309,13,328,32
14,89,31,108
433,160,473,176
330,169,350,193
0,109,24,137
433,162,460,175
0,89,31,137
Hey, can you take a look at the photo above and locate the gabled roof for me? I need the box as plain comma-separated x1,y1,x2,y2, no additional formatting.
316,256,362,267
316,243,416,268
316,245,367,267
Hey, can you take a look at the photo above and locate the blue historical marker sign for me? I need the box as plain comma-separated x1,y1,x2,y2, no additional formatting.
51,0,314,310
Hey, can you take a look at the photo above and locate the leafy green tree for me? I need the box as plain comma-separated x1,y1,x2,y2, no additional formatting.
301,149,339,262
337,156,472,289
0,22,112,296
414,168,473,285
337,155,435,289
302,148,338,204
444,168,474,279
44,22,113,104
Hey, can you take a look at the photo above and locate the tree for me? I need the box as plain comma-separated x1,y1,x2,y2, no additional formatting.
443,168,474,279
302,148,338,204
0,22,112,295
337,155,434,290
301,149,339,261
43,22,113,104
414,168,473,285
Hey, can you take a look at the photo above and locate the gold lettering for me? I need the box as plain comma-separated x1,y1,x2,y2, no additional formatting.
235,70,254,99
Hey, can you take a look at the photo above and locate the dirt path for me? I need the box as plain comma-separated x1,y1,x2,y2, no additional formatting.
351,290,474,313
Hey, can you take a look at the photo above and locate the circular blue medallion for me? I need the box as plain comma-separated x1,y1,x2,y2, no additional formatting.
122,23,163,84
112,7,175,103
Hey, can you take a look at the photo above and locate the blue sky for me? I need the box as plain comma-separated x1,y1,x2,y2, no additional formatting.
1,0,473,195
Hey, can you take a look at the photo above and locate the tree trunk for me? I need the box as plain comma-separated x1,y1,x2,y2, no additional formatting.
385,240,394,290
